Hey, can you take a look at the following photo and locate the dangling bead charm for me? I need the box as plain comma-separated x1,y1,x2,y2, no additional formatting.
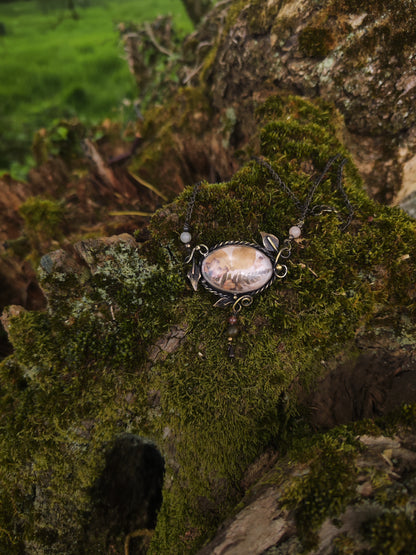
227,315,239,338
180,224,192,246
180,232,191,244
228,314,238,325
227,314,239,359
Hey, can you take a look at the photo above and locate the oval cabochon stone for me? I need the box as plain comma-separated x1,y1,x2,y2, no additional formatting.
201,245,273,293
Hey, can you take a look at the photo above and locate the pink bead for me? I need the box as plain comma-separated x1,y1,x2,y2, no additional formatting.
289,225,301,239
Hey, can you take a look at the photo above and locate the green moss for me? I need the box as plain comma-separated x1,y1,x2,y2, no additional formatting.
130,86,211,194
328,0,397,15
0,237,185,552
378,403,416,437
365,511,416,554
221,0,282,36
298,26,335,58
222,0,250,33
251,410,416,553
199,0,283,82
332,533,358,554
251,425,365,550
325,0,416,64
16,195,67,265
198,39,220,83
19,196,65,242
282,437,358,550
0,352,148,551
397,404,416,428
245,0,282,35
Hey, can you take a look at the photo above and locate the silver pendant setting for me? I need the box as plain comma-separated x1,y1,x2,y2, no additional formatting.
185,233,288,312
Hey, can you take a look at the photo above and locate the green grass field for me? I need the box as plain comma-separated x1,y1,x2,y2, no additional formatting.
0,0,192,176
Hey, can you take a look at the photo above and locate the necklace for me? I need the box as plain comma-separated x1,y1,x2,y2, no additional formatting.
180,155,354,358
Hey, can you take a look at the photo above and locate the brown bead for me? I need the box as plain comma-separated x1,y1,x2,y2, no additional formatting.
228,315,238,325
227,325,239,338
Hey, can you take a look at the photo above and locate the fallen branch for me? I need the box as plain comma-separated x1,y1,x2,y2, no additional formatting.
82,139,117,189
127,171,169,201
108,210,153,217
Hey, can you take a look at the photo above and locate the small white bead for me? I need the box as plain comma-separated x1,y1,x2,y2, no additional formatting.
289,225,301,239
180,231,192,244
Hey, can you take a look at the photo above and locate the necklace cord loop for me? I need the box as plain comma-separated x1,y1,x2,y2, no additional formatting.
182,157,353,242
253,155,354,231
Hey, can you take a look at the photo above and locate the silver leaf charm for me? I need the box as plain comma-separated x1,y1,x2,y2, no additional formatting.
260,231,280,253
213,297,233,308
187,259,201,291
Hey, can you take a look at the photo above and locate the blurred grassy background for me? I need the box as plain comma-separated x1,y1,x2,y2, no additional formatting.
0,0,192,177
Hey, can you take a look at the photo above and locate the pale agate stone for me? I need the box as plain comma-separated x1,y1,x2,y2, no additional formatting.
201,245,273,293
288,225,302,239
180,231,192,244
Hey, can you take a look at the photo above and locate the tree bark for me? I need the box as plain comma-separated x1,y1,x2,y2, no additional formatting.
181,0,212,25
67,0,79,19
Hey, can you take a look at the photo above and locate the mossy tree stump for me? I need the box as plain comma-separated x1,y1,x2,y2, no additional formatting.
1,95,416,554
1,1,416,553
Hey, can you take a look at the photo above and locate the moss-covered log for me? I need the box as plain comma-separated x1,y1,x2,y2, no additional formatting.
1,94,416,553
200,412,416,554
1,1,416,553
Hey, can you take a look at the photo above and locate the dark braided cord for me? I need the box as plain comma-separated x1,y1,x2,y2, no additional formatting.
255,155,354,230
184,158,354,232
183,181,201,231
299,154,341,222
253,156,303,211
336,158,354,230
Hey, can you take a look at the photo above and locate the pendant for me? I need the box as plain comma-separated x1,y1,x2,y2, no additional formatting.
184,232,288,358
200,241,275,311
185,233,287,313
